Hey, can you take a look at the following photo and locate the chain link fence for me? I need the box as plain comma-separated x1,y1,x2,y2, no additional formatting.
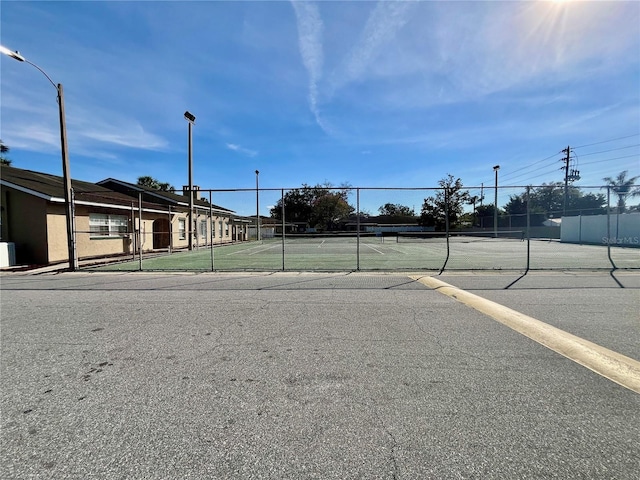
73,185,639,272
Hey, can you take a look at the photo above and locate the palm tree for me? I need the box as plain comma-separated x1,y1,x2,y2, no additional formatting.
602,171,640,213
0,139,11,166
137,176,175,192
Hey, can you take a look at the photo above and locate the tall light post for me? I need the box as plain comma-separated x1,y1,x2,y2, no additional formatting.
493,165,500,238
255,170,260,241
1,45,76,270
184,111,196,251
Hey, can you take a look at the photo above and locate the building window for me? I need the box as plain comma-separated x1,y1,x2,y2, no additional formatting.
219,221,223,238
178,219,186,240
225,222,229,237
89,213,128,238
199,220,207,239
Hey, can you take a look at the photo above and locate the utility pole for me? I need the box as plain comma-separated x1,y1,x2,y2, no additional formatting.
561,145,580,217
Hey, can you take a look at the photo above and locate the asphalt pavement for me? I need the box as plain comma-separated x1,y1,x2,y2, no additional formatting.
1,271,638,479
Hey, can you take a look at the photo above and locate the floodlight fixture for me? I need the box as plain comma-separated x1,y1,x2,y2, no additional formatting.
184,111,196,124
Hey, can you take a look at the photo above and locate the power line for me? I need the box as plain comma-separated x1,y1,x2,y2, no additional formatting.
578,144,640,157
503,167,564,185
573,133,640,149
499,152,561,181
577,153,640,166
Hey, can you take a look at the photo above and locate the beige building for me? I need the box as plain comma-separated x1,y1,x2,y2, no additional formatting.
1,166,247,267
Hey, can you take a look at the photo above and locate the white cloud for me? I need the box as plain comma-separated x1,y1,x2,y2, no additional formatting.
291,1,326,131
80,127,167,150
226,143,257,157
330,0,414,92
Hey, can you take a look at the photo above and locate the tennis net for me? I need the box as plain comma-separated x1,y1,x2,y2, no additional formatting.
277,232,381,243
396,230,525,243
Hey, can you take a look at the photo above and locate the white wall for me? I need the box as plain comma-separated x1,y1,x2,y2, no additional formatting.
561,213,640,247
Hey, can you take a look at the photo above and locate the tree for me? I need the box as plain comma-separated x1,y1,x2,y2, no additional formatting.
137,176,175,192
0,140,12,166
310,191,354,230
475,204,501,228
419,175,470,230
502,184,606,225
270,182,354,230
378,203,415,217
602,171,640,213
466,195,483,227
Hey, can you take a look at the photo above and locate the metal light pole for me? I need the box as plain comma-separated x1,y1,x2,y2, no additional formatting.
1,45,77,270
493,165,500,238
255,170,260,241
184,111,196,251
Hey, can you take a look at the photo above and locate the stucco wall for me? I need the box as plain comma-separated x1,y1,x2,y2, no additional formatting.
46,204,72,263
1,187,49,264
74,205,134,260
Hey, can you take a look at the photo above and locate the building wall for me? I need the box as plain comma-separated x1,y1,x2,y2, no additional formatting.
46,204,73,263
73,205,134,260
0,187,49,265
0,181,242,266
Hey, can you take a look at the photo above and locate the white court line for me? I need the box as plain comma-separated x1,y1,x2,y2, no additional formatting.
226,244,279,256
318,240,325,248
364,243,385,255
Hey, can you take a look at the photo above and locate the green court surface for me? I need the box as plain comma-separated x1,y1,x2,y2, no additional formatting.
88,235,640,272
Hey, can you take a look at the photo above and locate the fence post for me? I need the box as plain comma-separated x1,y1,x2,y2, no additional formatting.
168,205,173,254
70,188,79,269
356,188,360,271
210,191,214,272
440,188,450,274
606,186,616,269
130,202,135,261
138,192,143,271
526,186,531,272
281,189,285,271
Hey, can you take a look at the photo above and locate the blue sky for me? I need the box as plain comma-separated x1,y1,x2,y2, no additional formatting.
1,0,639,216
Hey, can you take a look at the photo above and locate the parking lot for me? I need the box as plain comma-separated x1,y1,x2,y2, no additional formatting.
1,271,639,479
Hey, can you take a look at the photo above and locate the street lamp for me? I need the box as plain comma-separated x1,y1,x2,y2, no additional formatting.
255,170,260,241
493,165,500,238
184,111,196,251
1,45,77,270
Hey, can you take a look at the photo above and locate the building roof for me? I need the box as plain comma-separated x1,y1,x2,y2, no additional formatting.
0,166,235,215
1,165,135,207
97,178,233,213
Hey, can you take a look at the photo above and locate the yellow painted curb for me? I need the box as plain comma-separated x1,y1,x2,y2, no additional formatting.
412,275,640,394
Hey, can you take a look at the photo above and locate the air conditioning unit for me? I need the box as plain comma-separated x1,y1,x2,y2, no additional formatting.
0,242,16,267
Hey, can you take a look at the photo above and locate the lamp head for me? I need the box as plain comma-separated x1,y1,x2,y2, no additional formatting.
184,111,196,123
493,165,500,171
0,45,25,62
255,170,259,175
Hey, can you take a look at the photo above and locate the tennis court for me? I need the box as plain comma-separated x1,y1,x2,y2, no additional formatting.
88,232,640,272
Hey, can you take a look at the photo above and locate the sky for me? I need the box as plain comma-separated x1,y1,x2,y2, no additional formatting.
1,0,639,216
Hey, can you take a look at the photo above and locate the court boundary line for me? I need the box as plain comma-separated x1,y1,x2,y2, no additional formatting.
412,275,640,394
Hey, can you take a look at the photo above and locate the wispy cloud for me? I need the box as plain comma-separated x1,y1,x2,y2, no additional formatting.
331,0,414,92
226,143,257,157
290,1,327,132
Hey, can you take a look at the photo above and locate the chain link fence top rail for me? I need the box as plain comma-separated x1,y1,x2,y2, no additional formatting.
73,185,639,273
